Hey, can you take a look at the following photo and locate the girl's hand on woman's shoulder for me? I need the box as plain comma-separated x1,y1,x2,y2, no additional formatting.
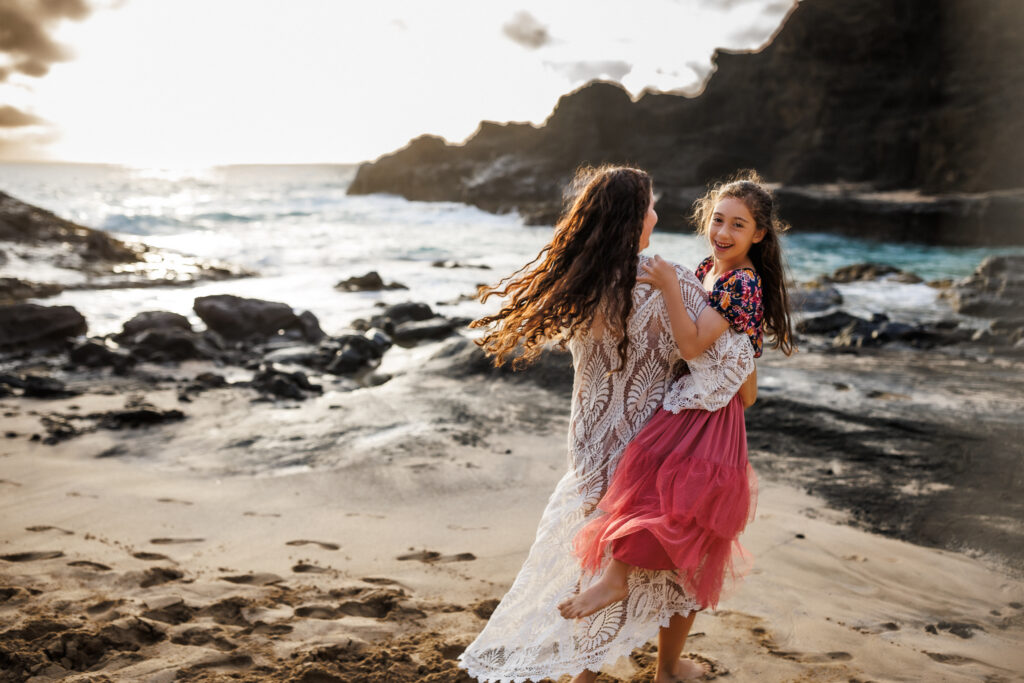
637,254,679,291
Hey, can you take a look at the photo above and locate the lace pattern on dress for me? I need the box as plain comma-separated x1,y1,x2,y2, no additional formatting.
662,267,756,413
459,257,733,683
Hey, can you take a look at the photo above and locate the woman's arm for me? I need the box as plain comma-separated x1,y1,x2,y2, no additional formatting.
738,364,757,409
639,256,730,361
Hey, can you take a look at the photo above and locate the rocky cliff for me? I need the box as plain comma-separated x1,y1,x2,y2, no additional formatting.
348,0,1024,245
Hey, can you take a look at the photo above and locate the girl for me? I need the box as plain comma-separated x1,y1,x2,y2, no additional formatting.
560,171,795,624
459,166,762,683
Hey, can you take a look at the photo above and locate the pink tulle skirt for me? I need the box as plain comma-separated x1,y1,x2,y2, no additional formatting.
573,394,757,609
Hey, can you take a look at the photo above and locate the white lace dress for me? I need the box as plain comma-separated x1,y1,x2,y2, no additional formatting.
459,257,754,682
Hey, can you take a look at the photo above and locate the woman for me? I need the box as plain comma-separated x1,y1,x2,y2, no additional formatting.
460,165,755,682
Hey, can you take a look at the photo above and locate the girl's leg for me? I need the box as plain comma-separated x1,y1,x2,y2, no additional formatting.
655,611,709,682
558,558,631,619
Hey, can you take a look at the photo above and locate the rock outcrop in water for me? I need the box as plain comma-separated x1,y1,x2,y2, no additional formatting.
348,0,1024,245
0,191,255,303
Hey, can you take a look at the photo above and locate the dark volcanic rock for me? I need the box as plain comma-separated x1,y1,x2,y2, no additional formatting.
797,311,867,336
0,191,137,262
21,374,78,399
431,260,492,270
92,407,185,430
366,302,435,335
323,331,391,375
335,271,408,292
0,192,255,295
426,337,574,396
391,317,457,346
297,310,326,343
348,0,1024,245
250,364,323,400
0,303,87,350
825,262,923,284
949,255,1024,318
193,295,322,342
69,339,136,373
0,277,64,304
791,282,843,312
0,373,78,399
118,311,193,339
127,329,219,363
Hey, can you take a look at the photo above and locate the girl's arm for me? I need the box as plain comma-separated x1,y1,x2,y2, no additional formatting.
738,364,757,409
639,255,730,361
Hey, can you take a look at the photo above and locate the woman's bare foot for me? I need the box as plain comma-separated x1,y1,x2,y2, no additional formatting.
654,656,709,682
557,571,628,619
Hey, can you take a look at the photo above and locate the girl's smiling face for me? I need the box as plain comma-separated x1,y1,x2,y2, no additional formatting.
707,196,764,263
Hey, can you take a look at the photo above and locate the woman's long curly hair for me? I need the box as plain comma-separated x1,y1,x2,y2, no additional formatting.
692,170,796,355
471,165,652,370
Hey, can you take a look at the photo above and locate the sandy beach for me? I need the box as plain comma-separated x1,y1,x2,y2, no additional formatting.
2,338,1022,682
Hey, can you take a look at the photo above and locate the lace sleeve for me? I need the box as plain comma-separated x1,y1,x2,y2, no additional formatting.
661,266,755,413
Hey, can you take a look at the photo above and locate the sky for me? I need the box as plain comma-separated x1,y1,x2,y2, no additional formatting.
0,0,795,166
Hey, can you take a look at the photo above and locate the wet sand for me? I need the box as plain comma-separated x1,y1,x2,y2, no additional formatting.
2,342,1023,682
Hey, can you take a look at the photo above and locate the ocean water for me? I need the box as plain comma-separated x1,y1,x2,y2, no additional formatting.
1,162,1020,337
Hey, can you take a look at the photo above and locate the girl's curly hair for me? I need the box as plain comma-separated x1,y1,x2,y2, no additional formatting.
471,164,652,370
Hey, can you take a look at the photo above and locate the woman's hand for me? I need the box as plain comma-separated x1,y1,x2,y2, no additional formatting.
637,255,678,292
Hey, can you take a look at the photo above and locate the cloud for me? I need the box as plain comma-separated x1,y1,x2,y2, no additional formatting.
546,59,632,83
0,104,45,127
502,10,551,50
0,0,95,81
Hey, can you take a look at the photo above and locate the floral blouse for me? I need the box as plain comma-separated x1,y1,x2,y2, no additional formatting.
695,256,764,357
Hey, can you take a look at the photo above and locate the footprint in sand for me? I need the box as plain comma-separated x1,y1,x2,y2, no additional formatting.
26,525,74,535
0,479,22,487
134,551,172,561
171,626,238,651
292,563,330,574
151,537,205,545
243,511,281,518
749,620,852,664
220,572,285,586
241,621,293,637
139,566,183,588
66,491,99,499
361,577,402,586
198,596,253,626
183,653,254,673
924,652,979,665
0,550,64,562
68,560,111,571
397,550,476,563
86,599,123,615
157,497,194,506
295,605,342,619
143,596,197,625
285,539,339,550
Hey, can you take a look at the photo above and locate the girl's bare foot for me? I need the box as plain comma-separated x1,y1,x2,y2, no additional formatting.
654,656,709,682
557,572,628,619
